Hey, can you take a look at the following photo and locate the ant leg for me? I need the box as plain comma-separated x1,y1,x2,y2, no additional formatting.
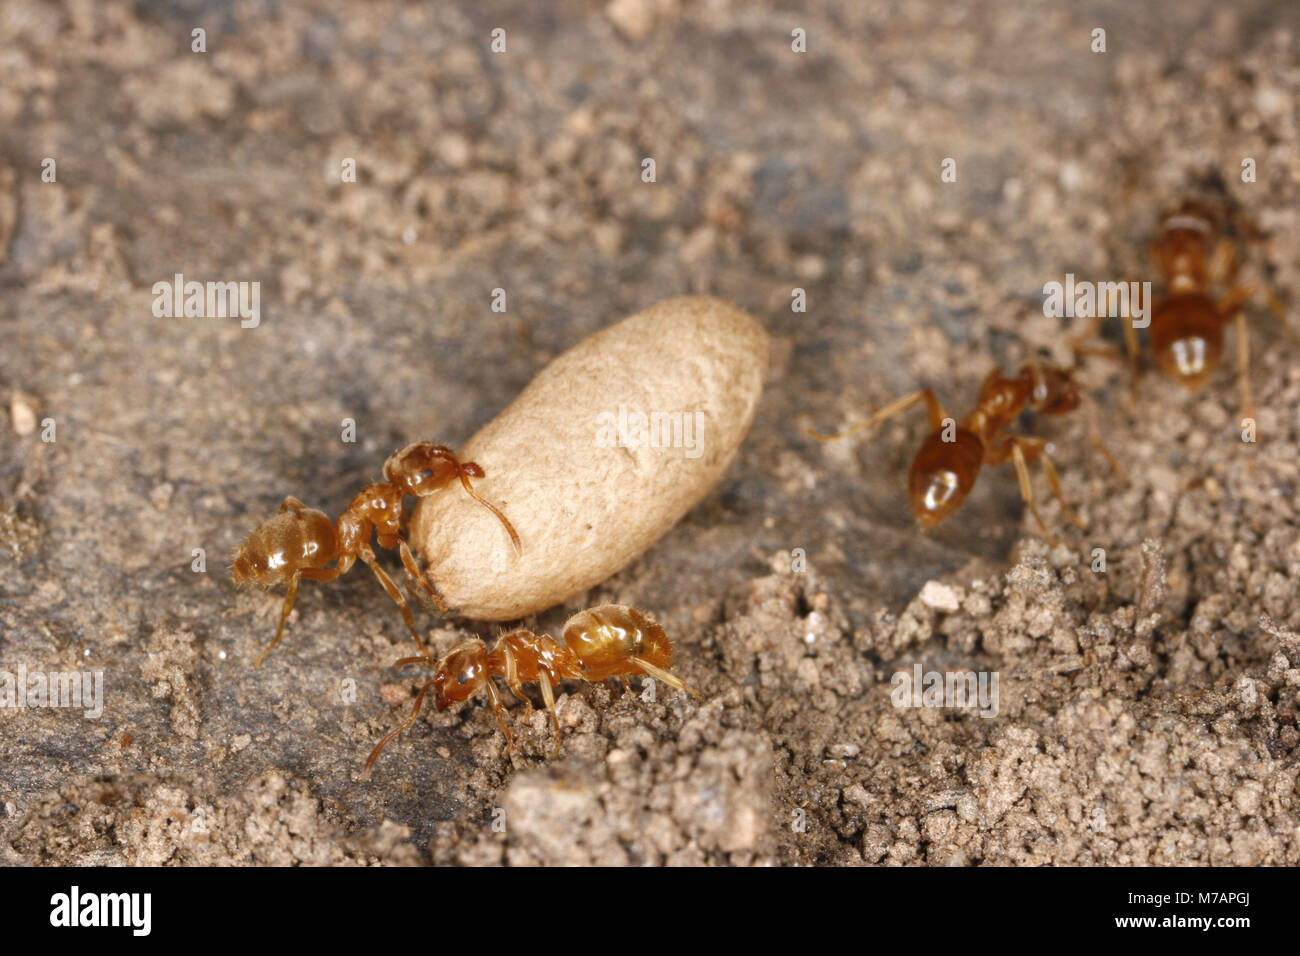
1019,439,1085,530
1066,313,1103,344
506,677,535,714
360,550,431,659
630,657,705,703
1219,281,1292,338
1236,311,1256,464
1121,322,1141,405
255,571,300,667
1218,283,1252,316
1071,341,1126,361
1079,394,1126,482
1007,440,1061,547
1212,286,1258,448
1093,272,1146,408
808,388,947,442
482,680,517,754
1208,238,1238,286
397,540,449,613
1262,288,1291,336
536,670,563,758
1066,317,1142,441
500,647,535,715
1066,313,1136,386
1213,245,1263,449
1065,315,1113,357
363,677,439,776
1234,309,1254,426
1119,283,1145,406
618,676,632,697
254,565,343,666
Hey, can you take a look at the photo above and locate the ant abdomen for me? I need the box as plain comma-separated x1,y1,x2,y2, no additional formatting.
908,428,982,528
563,604,672,680
1150,293,1224,389
231,502,337,588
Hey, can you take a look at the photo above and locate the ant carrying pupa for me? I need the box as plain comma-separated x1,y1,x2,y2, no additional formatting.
810,358,1123,546
231,442,520,665
363,603,702,774
1075,199,1288,433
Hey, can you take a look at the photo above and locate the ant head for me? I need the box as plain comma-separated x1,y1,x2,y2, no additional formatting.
1030,367,1080,416
433,640,488,709
383,442,470,497
1162,200,1219,240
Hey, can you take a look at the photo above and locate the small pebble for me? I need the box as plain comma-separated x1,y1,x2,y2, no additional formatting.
9,391,37,435
919,581,962,613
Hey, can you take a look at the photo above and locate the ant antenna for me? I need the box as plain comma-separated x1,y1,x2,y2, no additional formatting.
457,466,523,554
1079,392,1125,482
363,678,439,777
808,421,875,442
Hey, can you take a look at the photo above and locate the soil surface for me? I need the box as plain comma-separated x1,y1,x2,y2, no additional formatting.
2,0,1299,865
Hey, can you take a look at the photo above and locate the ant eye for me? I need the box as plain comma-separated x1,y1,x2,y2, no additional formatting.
421,469,434,479
458,674,468,685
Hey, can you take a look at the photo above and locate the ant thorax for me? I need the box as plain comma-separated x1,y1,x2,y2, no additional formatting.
337,483,402,548
965,370,1033,441
489,629,576,683
1159,210,1216,292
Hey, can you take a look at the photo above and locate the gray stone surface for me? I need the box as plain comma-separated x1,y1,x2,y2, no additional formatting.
1,0,1298,864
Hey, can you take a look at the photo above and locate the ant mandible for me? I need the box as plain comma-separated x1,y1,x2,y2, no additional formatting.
363,604,703,774
231,442,521,666
810,360,1122,545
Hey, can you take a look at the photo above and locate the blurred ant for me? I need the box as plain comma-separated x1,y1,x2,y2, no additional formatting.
232,442,520,666
364,604,702,773
810,360,1121,546
1076,200,1287,430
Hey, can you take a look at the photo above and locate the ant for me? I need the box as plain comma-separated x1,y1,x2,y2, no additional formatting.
810,360,1121,545
231,442,521,666
1077,200,1286,431
363,603,702,774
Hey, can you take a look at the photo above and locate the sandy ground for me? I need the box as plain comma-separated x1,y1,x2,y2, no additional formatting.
1,0,1299,865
